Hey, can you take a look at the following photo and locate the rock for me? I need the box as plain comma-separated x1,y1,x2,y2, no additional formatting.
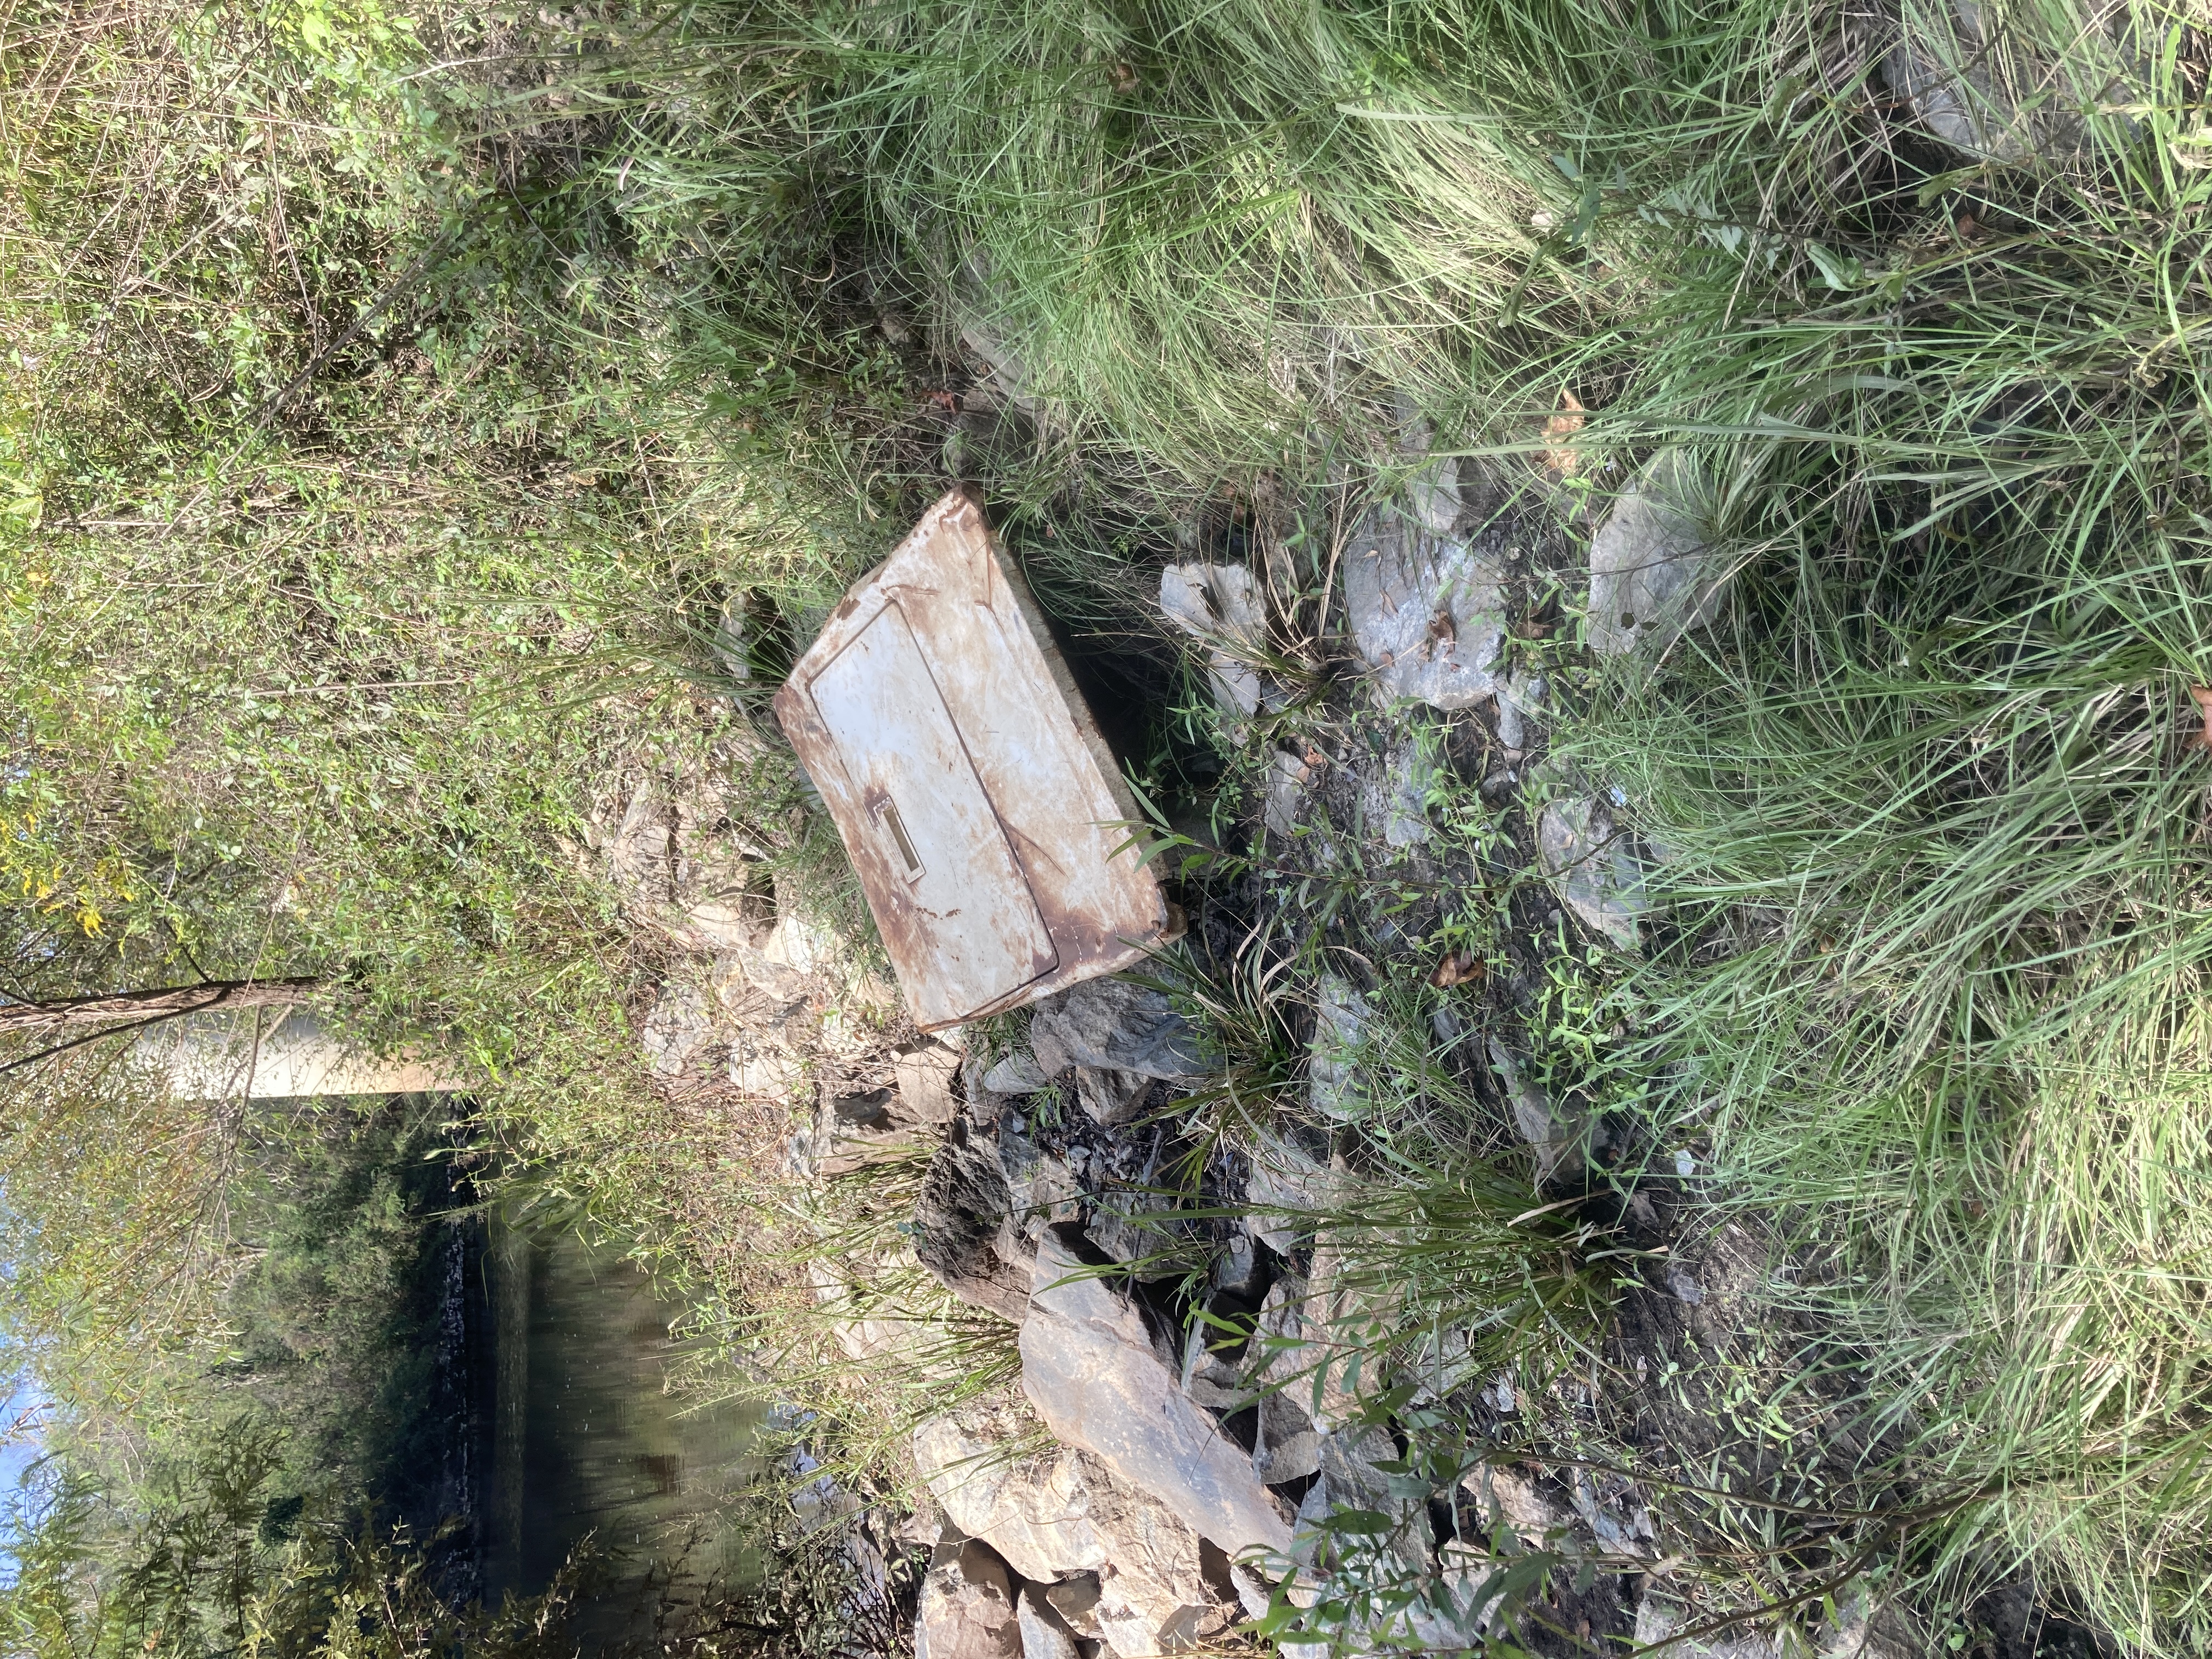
1634,1593,1781,1659
1487,1039,1579,1182
1243,1133,1330,1255
1668,1263,1706,1305
596,775,776,956
1086,1198,1188,1282
915,1537,1022,1659
914,1119,1034,1322
1880,0,2128,163
1262,749,1318,845
1020,1228,1295,1564
984,1049,1052,1095
912,1407,1226,1658
1254,1388,1322,1486
1358,738,1434,849
1015,1587,1081,1659
1460,1464,1568,1543
1536,796,1647,950
1029,978,1207,1082
1043,1575,1103,1639
895,1040,963,1125
996,1115,1081,1239
1160,562,1267,718
640,981,715,1077
1343,511,1507,710
1211,1233,1265,1301
1308,974,1370,1122
1819,1584,1921,1658
1074,1064,1151,1128
1586,452,1724,658
1494,667,1544,752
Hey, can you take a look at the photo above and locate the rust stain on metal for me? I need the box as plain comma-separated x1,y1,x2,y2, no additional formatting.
773,489,1170,1030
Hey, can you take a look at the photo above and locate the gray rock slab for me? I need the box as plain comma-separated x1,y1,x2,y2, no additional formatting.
1029,978,1207,1082
1586,451,1724,657
982,1049,1051,1096
1536,797,1647,950
1160,562,1266,718
1015,1587,1081,1659
1343,512,1506,710
1308,974,1372,1122
1020,1229,1294,1564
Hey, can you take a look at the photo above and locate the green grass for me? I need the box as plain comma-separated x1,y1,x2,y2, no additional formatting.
11,0,2212,1650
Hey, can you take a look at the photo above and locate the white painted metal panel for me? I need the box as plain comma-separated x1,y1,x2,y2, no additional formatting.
806,602,1058,1019
775,490,1170,1030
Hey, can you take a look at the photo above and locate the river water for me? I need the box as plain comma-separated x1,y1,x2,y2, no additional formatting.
476,1217,766,1635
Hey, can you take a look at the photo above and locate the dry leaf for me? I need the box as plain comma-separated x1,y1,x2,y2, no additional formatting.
1429,951,1485,989
2186,685,2212,749
1541,388,1585,477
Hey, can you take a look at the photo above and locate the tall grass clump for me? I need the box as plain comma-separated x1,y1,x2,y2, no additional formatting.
1551,15,2212,1646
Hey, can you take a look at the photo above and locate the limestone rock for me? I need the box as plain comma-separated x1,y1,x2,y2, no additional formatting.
1634,1594,1780,1659
1029,979,1207,1082
1020,1228,1295,1562
1536,797,1647,950
1359,738,1435,849
1043,1575,1103,1639
1343,511,1507,710
1586,452,1724,658
1461,1463,1570,1544
1263,749,1318,844
1074,1064,1151,1128
911,1407,1224,1659
1243,1133,1330,1256
1487,1039,1585,1183
1880,0,2131,162
983,1049,1052,1096
894,1040,963,1125
1160,563,1267,718
641,982,715,1077
916,1537,1022,1659
1308,975,1370,1122
1015,1587,1081,1659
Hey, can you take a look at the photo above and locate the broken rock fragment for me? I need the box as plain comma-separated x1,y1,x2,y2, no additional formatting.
912,1407,1227,1659
1159,562,1268,717
1308,974,1371,1122
1343,510,1508,710
1536,796,1648,950
916,1537,1022,1659
1020,1229,1295,1565
1586,451,1725,657
1029,977,1206,1083
913,1119,1034,1322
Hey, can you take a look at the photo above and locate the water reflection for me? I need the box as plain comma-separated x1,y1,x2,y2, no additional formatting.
482,1219,764,1634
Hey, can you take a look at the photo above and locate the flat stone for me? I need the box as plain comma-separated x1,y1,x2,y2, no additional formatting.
1359,738,1434,849
915,1537,1022,1659
1634,1593,1781,1659
1020,1229,1294,1564
1016,1587,1081,1659
1461,1464,1569,1543
1029,978,1207,1082
1587,451,1724,658
983,1049,1052,1095
894,1040,963,1125
1536,797,1647,950
1343,511,1507,710
1308,974,1370,1122
1160,563,1266,717
1243,1132,1330,1255
1074,1064,1151,1127
1878,1,2119,162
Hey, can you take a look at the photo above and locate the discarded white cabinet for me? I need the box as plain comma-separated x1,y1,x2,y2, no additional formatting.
774,490,1171,1030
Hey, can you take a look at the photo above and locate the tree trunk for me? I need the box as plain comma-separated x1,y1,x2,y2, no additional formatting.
0,978,323,1034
